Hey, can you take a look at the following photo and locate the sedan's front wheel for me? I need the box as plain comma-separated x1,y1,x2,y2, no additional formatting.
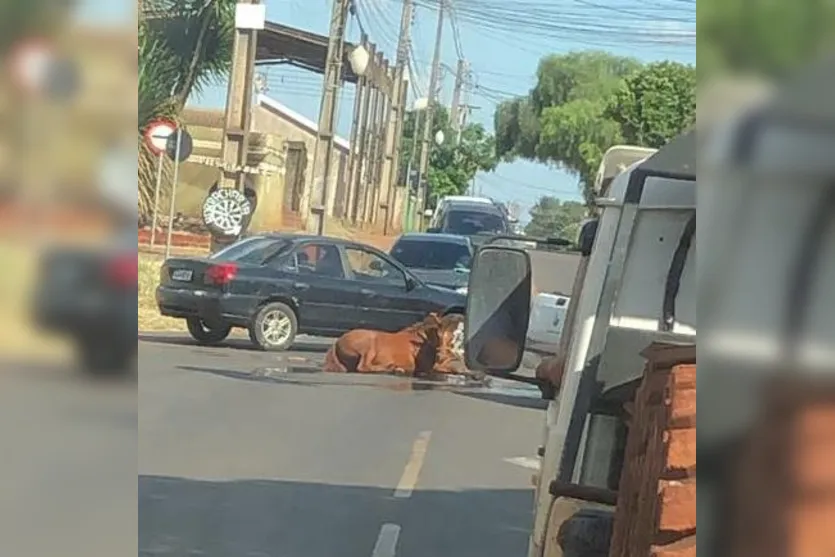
249,302,298,351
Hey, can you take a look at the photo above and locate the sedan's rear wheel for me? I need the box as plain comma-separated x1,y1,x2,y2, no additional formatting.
186,317,232,345
249,302,298,351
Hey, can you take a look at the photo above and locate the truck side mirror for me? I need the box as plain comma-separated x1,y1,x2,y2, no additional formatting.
578,218,598,256
464,245,532,373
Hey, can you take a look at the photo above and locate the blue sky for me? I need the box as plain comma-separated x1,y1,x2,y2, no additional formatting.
133,0,695,221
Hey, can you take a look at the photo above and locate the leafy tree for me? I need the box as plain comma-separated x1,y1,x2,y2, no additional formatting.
400,105,498,206
138,0,236,219
525,196,588,240
605,61,696,148
494,52,696,205
495,51,640,204
0,0,72,57
697,0,835,78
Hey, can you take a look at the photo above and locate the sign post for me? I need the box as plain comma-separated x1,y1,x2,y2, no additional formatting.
164,127,184,260
150,152,164,247
143,118,177,248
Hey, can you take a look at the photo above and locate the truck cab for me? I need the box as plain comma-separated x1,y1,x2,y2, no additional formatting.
463,133,696,557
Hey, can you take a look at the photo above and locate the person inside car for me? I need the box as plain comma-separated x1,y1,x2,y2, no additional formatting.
315,245,344,278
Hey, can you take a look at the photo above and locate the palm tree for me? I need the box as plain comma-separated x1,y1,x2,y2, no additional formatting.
138,0,236,220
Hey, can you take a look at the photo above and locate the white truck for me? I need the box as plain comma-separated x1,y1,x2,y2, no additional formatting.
463,135,696,557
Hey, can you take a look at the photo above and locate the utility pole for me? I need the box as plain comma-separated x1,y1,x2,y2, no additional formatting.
363,52,385,224
215,0,264,250
450,58,466,143
345,33,369,221
383,0,413,234
415,0,445,229
306,0,351,235
350,42,376,224
370,58,391,225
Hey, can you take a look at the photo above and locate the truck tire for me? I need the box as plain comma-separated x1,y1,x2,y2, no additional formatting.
556,508,615,557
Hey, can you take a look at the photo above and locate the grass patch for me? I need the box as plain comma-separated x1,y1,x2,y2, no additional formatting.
0,242,73,361
138,251,187,332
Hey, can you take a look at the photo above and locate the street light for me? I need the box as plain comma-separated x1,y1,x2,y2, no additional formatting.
434,130,445,145
348,44,369,77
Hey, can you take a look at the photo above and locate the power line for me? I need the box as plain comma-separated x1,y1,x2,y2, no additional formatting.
411,0,695,48
479,172,583,196
355,0,400,53
447,0,466,60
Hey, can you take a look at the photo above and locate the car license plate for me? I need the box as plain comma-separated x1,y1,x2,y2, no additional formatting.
171,269,193,282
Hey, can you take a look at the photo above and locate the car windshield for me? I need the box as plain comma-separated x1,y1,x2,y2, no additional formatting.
445,210,507,235
209,236,291,264
391,239,472,270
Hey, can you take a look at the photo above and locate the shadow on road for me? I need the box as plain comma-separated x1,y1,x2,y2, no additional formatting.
140,475,533,557
138,334,330,353
177,365,548,413
453,390,549,410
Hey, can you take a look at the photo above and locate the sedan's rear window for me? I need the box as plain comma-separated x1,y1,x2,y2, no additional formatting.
209,237,291,264
391,239,472,270
445,210,507,235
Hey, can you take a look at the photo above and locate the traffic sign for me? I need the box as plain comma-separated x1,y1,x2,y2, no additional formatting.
166,129,193,162
44,57,80,101
9,39,53,95
144,118,177,156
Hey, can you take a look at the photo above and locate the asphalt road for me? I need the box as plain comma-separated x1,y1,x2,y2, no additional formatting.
139,333,547,557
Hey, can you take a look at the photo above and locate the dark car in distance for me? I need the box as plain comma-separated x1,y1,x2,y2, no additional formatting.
156,234,467,351
389,233,472,293
426,200,510,248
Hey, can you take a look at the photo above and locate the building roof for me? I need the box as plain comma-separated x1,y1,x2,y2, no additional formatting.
257,94,350,152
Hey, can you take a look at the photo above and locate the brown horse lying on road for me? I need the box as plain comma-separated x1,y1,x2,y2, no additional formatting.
323,313,448,375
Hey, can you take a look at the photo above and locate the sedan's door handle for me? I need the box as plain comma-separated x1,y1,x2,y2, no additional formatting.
360,288,376,297
293,282,310,291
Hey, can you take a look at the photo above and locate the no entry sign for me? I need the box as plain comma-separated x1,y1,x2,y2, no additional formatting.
144,118,177,156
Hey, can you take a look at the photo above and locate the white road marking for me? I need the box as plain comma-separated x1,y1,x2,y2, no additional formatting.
371,523,401,557
394,431,431,498
503,456,541,471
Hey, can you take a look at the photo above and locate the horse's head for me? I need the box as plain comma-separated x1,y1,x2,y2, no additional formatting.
406,312,439,344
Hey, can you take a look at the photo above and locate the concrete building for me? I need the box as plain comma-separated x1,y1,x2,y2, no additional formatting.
252,95,351,226
178,95,352,232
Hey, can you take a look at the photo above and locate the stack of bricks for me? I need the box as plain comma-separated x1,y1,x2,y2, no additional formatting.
609,343,696,557
727,376,835,557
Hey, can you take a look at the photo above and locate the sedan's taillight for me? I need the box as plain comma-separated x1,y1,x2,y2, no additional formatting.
205,262,238,285
106,254,138,287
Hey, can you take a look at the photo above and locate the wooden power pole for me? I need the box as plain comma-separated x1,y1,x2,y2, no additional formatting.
214,0,264,250
350,42,376,224
344,33,369,221
306,0,351,235
382,0,413,234
415,0,445,228
450,59,466,143
219,0,262,192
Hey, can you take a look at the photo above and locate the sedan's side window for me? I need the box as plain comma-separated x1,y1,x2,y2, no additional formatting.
275,244,344,279
345,248,406,287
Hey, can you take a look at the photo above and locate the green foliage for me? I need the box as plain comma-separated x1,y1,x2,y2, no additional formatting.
605,61,696,148
0,0,72,57
697,0,835,78
400,105,498,206
138,0,236,218
524,196,588,240
494,51,695,205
